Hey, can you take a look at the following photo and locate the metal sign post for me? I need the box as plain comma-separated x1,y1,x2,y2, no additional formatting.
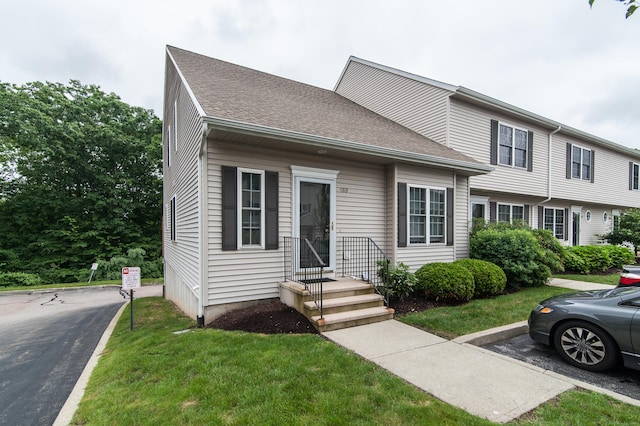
122,267,141,330
88,262,99,284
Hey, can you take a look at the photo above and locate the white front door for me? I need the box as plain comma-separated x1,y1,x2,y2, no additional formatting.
292,167,337,271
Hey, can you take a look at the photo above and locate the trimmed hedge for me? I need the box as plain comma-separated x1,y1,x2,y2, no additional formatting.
415,262,474,303
564,245,635,274
455,259,506,298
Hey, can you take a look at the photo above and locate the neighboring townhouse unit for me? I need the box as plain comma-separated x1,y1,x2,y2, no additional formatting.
335,57,640,247
162,47,491,326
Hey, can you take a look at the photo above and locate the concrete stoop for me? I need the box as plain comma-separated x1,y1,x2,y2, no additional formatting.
279,278,394,332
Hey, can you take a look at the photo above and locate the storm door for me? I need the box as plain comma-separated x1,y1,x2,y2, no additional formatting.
293,170,336,271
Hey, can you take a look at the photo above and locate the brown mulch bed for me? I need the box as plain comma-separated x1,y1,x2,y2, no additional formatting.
207,294,447,335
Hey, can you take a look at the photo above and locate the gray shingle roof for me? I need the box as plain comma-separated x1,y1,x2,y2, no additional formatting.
167,46,488,170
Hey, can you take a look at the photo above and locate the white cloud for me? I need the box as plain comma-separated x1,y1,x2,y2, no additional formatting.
2,0,640,148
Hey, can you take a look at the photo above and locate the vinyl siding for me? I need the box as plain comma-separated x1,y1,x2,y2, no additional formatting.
455,176,470,259
335,61,450,144
396,164,457,271
551,133,640,208
449,99,548,197
206,142,387,306
162,60,202,318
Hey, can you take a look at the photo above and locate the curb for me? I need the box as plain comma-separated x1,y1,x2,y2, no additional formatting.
453,320,529,346
0,285,121,296
52,302,129,425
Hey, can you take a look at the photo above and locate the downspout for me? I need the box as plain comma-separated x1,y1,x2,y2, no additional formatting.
196,122,209,327
541,125,562,205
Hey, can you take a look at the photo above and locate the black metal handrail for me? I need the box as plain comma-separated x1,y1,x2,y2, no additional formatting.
284,237,325,318
341,237,390,306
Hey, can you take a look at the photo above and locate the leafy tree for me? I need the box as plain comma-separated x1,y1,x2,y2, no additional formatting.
589,0,638,18
600,208,640,256
0,81,162,282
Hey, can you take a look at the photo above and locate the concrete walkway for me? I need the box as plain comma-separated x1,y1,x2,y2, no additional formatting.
324,279,633,423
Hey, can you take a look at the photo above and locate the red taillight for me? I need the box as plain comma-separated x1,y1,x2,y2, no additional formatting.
619,273,640,286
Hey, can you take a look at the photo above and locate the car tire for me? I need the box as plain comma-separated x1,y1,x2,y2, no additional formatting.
553,320,618,372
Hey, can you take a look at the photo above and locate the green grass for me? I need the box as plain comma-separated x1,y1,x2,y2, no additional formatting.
72,298,490,425
0,277,163,292
553,273,619,285
398,286,577,339
73,297,640,425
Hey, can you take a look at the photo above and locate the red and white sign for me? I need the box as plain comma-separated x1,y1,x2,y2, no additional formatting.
122,267,141,290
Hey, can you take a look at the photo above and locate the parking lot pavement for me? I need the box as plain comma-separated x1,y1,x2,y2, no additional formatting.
484,334,640,402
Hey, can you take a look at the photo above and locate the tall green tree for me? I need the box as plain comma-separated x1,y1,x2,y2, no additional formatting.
0,81,162,282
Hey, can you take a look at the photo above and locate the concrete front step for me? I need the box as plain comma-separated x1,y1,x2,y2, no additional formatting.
304,293,384,316
311,306,395,332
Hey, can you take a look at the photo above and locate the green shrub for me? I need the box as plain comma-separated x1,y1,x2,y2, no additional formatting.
0,272,42,287
454,259,506,298
532,229,565,273
38,267,85,284
603,245,635,269
563,245,635,274
377,261,417,301
470,228,550,289
95,247,163,280
415,262,474,303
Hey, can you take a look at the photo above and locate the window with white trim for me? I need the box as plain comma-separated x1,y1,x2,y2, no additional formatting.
239,169,265,247
166,125,171,167
499,123,529,169
544,208,565,239
408,186,446,244
632,163,639,190
497,203,524,223
571,145,592,181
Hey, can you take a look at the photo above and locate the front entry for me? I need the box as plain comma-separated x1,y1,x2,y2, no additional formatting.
572,212,580,246
292,167,337,271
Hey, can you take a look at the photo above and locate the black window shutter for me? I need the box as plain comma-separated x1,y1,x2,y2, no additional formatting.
527,131,534,172
566,143,572,179
490,120,498,165
630,162,635,190
221,166,237,251
538,206,544,229
398,183,407,247
564,208,569,241
489,201,497,223
590,150,595,183
446,188,454,246
524,204,530,225
265,171,279,250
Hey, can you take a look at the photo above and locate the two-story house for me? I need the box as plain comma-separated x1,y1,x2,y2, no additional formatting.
334,56,640,247
163,47,640,327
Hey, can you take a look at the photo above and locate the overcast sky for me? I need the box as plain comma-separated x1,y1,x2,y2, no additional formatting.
2,0,640,149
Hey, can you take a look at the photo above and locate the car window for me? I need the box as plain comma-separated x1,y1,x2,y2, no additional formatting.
626,298,640,308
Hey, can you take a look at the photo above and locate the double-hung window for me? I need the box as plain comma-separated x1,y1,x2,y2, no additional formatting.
497,203,524,223
408,186,446,244
567,144,594,182
630,162,639,190
544,208,565,239
498,123,529,169
170,195,177,242
239,170,264,247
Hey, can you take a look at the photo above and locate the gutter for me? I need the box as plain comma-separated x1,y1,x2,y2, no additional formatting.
202,116,494,176
196,122,208,327
542,126,562,205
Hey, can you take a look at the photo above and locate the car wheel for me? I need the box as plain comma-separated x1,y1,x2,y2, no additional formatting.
553,320,618,372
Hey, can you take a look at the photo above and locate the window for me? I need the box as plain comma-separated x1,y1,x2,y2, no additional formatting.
497,203,524,223
568,144,593,181
408,186,446,244
239,170,264,247
498,123,529,169
631,163,639,190
544,208,565,239
166,125,171,167
170,195,177,242
603,211,609,224
585,210,592,222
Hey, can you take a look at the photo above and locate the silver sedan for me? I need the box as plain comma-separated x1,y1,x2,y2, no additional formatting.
529,287,640,372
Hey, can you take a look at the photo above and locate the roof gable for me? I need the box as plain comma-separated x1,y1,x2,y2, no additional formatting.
166,46,490,173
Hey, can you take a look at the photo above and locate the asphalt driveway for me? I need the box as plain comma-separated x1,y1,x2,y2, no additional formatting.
0,286,159,426
484,333,640,402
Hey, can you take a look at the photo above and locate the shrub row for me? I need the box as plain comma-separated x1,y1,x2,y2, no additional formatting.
0,272,42,287
564,245,635,274
381,259,506,303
